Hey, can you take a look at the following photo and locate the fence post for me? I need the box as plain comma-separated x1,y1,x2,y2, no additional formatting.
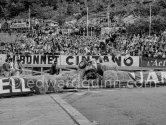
41,67,43,75
59,68,62,74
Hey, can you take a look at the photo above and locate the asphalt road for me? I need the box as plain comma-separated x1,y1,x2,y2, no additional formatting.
0,95,77,125
60,87,166,125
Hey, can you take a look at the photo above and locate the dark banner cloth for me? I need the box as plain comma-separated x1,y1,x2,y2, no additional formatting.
141,57,166,68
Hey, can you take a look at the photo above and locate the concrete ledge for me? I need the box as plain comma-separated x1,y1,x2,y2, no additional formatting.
50,95,93,125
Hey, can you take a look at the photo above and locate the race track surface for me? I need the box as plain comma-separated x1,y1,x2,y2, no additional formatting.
60,87,166,125
0,95,77,125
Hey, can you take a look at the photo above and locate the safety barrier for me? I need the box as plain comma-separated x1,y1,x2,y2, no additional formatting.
1,54,166,71
1,70,166,97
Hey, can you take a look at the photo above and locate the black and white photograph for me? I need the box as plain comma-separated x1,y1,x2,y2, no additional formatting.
1,0,166,125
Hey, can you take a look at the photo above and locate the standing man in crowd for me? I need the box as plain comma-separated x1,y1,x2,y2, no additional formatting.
2,59,11,77
50,59,58,75
14,58,23,76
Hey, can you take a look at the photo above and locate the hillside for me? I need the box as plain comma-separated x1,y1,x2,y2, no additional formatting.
1,0,166,34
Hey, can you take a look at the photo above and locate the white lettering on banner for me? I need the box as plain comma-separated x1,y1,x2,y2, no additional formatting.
132,72,144,83
121,56,139,67
20,78,31,92
131,71,164,84
10,78,21,93
161,72,166,83
146,72,159,83
0,77,31,95
129,72,135,79
0,78,10,94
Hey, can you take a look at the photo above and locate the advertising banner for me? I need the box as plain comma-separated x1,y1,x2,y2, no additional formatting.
121,56,140,67
1,71,166,97
16,55,60,67
0,72,79,97
141,57,166,68
13,55,140,68
10,22,30,29
129,71,166,84
16,55,122,67
0,77,32,97
103,71,166,88
60,55,121,66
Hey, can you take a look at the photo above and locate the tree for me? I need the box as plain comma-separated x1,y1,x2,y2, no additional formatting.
159,9,166,18
0,0,10,18
48,0,58,10
157,0,166,8
66,4,75,15
126,18,149,35
151,15,166,34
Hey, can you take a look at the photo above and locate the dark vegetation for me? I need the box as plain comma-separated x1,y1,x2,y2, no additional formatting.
1,0,166,34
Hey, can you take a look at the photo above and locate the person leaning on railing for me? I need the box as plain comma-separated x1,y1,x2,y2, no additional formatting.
2,59,11,77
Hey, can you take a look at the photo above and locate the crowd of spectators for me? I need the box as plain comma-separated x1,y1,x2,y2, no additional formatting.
119,33,166,58
1,23,166,58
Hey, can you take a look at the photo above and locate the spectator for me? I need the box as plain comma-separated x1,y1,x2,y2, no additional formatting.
50,60,58,75
2,59,11,77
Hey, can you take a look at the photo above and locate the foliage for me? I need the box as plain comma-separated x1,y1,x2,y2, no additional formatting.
0,0,166,33
126,15,166,35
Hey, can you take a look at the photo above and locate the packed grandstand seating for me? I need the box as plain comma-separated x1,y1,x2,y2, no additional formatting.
1,19,166,58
